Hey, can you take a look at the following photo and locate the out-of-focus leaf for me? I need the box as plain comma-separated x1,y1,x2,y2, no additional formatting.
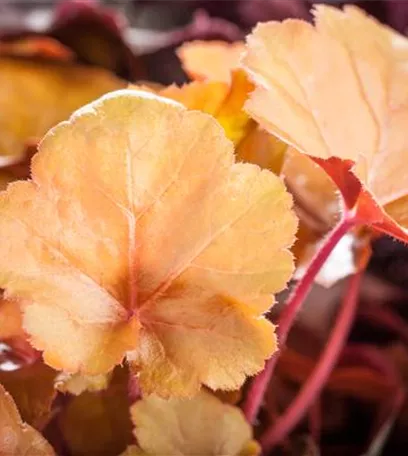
121,446,148,456
132,69,254,145
166,9,244,44
0,293,23,341
282,149,340,231
0,37,74,61
0,383,55,455
0,56,124,157
236,126,287,175
126,390,259,456
177,40,245,82
129,10,244,85
51,0,141,80
0,360,57,429
59,366,133,456
55,371,112,396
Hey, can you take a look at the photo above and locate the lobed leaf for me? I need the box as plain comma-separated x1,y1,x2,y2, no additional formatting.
0,90,297,396
242,5,408,241
126,389,259,456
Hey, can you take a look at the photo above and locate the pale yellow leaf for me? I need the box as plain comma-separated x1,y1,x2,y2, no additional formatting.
129,390,259,456
242,5,408,234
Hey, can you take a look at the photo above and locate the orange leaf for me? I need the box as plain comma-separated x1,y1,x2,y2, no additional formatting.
242,5,408,242
55,372,112,395
0,56,124,158
126,390,259,455
0,383,55,455
0,361,57,429
177,40,245,82
0,293,23,341
0,37,75,61
131,69,254,146
236,126,287,175
59,367,133,456
0,90,297,396
282,150,340,231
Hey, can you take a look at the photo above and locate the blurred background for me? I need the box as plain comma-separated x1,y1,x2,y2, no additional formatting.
1,0,407,84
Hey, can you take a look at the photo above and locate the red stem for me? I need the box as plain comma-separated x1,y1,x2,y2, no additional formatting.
243,213,356,423
260,263,364,451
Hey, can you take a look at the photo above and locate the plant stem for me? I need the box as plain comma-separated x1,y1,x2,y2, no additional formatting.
243,213,356,423
260,264,364,451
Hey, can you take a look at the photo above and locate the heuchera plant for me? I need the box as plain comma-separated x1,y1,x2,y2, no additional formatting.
2,3,408,455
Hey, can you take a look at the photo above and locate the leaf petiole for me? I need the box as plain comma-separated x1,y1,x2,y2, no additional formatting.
260,259,366,451
243,211,357,424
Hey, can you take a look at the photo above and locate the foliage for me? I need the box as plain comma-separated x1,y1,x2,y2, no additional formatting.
1,2,408,455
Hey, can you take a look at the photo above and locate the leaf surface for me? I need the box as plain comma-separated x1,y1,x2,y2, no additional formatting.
242,5,408,241
55,371,112,395
178,40,245,82
0,57,124,158
0,90,297,396
0,294,23,341
131,69,254,146
127,390,259,456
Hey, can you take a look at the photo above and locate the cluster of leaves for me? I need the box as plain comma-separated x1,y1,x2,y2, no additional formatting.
2,1,408,455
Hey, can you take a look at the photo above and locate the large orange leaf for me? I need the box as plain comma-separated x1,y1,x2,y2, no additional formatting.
0,383,55,455
242,5,408,242
0,90,297,396
0,56,124,158
177,40,245,82
125,389,259,456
